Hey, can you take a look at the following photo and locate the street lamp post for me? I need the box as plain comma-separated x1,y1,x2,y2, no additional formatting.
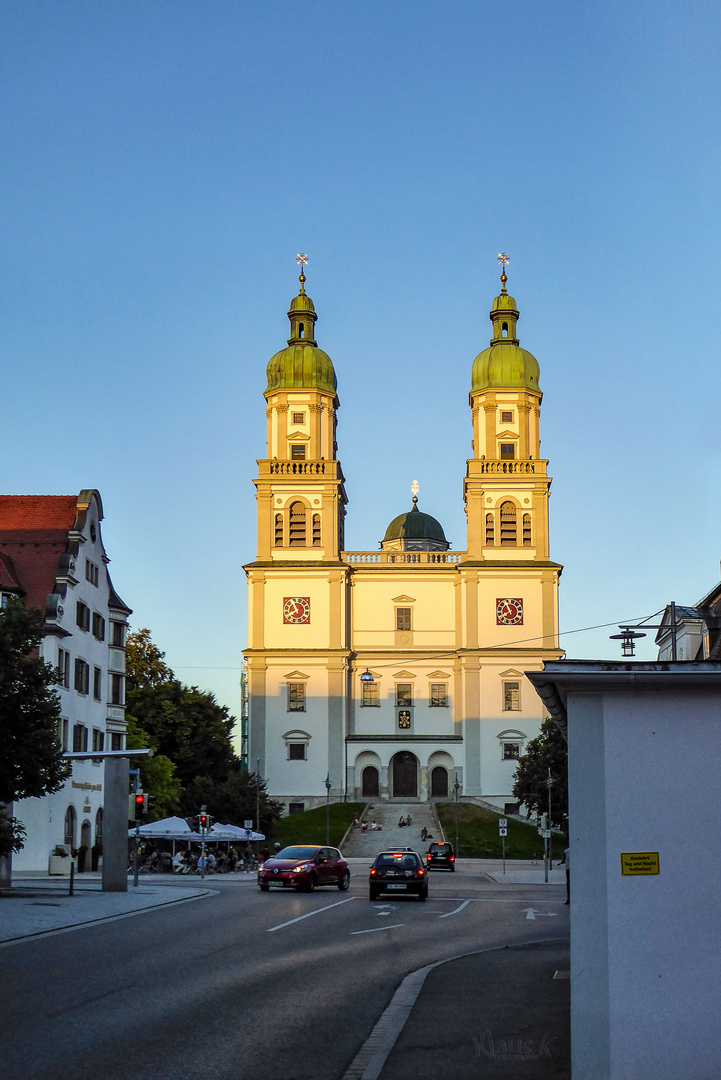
453,775,461,857
546,767,555,872
325,773,332,845
256,757,261,833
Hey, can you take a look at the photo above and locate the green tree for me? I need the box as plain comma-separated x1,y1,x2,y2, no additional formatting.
0,598,71,855
125,628,241,814
125,715,181,820
126,680,238,789
125,628,173,689
512,718,568,829
181,768,282,834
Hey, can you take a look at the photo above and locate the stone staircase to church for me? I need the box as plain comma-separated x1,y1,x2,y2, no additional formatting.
341,802,442,859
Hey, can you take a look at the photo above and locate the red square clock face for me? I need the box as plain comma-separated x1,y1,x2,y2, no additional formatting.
283,597,311,624
496,598,523,625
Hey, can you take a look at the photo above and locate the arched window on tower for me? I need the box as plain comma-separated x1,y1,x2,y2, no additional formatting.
288,502,307,547
486,512,495,546
312,514,321,547
274,513,284,547
522,514,532,546
500,501,517,545
299,322,305,339
502,321,508,337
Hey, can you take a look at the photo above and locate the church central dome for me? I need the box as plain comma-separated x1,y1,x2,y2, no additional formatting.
381,499,449,552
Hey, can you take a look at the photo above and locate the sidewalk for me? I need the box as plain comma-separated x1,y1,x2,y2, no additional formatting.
364,938,570,1080
0,871,256,944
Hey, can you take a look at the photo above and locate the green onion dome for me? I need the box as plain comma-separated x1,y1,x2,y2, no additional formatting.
265,273,337,396
471,273,541,394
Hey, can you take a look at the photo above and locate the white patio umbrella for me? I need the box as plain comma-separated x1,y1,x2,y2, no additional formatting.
127,815,195,839
206,823,265,843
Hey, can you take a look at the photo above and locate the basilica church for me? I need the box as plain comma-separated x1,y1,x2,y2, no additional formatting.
244,265,562,812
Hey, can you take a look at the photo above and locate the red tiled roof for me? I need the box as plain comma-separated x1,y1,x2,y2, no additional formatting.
0,495,77,532
0,496,77,611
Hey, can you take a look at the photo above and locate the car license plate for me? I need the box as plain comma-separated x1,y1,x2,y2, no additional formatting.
387,883,406,890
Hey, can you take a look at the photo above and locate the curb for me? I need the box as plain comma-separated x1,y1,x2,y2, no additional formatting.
341,936,568,1080
0,887,215,948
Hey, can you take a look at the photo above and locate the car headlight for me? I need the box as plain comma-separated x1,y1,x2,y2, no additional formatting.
292,863,311,873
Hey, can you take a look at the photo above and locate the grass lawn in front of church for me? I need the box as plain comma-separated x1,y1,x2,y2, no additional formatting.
436,802,565,859
266,802,366,850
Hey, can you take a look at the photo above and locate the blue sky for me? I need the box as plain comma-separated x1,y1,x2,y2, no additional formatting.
3,2,721,721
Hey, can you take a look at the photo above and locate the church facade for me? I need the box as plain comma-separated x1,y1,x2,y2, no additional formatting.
245,266,562,811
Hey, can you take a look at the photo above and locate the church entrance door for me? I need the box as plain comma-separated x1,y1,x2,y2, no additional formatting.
362,765,379,797
392,752,418,798
431,766,449,798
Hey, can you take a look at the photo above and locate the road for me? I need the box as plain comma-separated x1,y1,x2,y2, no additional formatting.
0,864,567,1080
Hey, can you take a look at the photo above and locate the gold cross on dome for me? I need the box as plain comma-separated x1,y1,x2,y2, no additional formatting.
497,252,509,266
296,252,308,267
411,480,419,500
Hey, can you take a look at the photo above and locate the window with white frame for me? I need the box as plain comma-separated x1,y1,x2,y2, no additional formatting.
362,681,379,706
288,683,306,711
284,730,310,760
72,724,88,752
396,683,412,707
58,647,71,689
498,729,525,761
74,658,89,695
503,680,521,711
76,601,90,632
430,682,448,707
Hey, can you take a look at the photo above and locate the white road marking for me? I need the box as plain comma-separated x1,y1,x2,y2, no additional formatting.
522,907,559,920
266,896,358,932
374,904,398,917
351,924,404,935
439,899,471,919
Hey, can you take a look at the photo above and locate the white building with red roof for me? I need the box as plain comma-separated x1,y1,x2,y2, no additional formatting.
0,490,131,873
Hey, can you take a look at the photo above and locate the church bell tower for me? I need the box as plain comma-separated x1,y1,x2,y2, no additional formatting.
253,263,347,562
464,261,552,562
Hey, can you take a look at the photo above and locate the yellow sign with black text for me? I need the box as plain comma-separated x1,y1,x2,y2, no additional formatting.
620,852,660,876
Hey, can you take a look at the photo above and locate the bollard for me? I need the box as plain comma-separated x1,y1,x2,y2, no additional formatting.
69,860,75,897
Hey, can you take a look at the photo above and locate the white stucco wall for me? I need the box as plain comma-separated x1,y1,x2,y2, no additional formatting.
564,678,721,1080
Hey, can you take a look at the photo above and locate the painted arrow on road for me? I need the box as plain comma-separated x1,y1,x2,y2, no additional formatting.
522,908,559,920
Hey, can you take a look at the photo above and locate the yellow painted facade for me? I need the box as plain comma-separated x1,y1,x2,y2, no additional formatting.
245,269,562,810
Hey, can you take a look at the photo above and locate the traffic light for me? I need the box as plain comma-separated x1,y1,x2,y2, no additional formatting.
539,813,548,833
199,813,208,831
134,793,149,818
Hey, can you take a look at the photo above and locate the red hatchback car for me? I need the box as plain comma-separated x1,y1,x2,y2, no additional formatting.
258,845,350,892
